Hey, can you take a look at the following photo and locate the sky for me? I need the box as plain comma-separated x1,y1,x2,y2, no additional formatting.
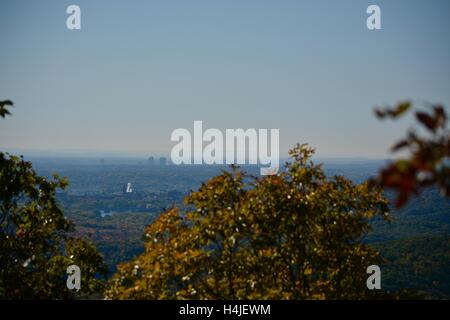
1,0,449,158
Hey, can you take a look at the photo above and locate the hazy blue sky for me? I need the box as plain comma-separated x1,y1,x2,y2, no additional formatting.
1,0,449,158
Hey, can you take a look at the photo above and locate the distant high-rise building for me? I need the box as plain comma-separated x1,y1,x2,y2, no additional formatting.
100,158,105,165
126,182,133,193
159,157,167,165
123,182,133,194
148,156,155,165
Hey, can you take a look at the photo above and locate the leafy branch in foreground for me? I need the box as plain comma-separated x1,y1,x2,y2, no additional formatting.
0,100,14,118
373,102,450,208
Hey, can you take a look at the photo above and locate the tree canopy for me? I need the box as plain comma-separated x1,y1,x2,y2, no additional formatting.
0,100,107,299
106,144,390,299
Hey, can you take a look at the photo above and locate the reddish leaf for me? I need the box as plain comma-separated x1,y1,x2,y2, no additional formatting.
391,140,409,152
416,112,437,131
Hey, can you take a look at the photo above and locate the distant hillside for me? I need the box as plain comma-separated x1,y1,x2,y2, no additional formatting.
374,235,450,299
368,188,450,242
366,188,450,298
32,159,450,298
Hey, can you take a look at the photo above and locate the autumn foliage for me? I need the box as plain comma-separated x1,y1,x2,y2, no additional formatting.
374,102,450,208
106,144,390,299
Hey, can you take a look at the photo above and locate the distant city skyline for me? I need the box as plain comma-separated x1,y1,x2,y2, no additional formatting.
1,0,449,158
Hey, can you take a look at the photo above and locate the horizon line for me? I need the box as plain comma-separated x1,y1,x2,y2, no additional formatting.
0,147,390,161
